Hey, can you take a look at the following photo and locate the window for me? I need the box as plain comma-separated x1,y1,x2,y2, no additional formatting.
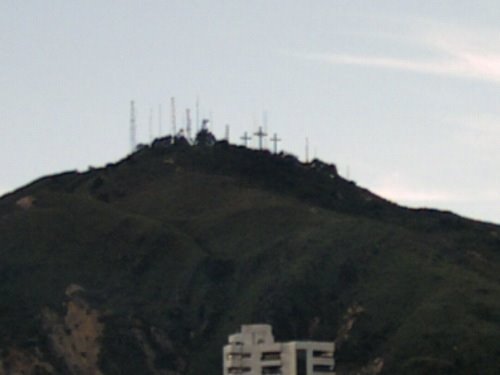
261,352,281,361
262,365,281,375
228,367,251,374
296,349,307,375
313,364,334,372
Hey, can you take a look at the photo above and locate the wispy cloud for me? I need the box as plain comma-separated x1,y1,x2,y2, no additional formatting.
305,53,458,75
371,172,499,206
375,185,458,204
295,23,500,84
369,172,454,205
302,50,500,84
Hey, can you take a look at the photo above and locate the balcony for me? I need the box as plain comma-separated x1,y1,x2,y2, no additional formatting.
313,350,334,358
261,352,281,361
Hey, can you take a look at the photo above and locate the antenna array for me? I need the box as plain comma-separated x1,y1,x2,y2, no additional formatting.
129,100,337,168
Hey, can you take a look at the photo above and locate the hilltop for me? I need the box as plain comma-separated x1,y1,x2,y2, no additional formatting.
0,135,499,374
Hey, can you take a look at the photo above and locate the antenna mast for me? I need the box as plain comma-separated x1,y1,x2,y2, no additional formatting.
171,97,177,138
186,108,192,141
262,110,268,149
225,124,230,142
305,137,310,163
130,100,136,152
149,107,153,142
196,96,200,134
158,104,162,136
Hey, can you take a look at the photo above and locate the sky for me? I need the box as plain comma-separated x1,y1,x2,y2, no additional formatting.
1,1,499,224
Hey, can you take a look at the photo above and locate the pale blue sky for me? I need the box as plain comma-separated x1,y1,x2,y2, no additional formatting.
1,1,499,223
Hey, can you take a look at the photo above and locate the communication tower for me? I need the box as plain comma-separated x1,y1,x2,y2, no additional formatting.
149,107,153,142
130,100,136,151
158,104,162,136
171,97,177,138
186,108,192,141
305,137,310,163
196,96,200,134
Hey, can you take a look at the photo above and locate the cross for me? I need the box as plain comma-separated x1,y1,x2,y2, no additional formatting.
240,131,252,147
254,126,267,150
270,133,281,154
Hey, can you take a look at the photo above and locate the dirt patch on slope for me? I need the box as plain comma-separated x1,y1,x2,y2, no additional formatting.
42,284,104,375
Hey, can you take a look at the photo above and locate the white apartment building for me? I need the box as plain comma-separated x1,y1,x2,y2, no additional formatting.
223,324,335,375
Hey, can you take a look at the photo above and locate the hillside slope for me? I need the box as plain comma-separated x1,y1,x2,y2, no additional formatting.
0,139,499,374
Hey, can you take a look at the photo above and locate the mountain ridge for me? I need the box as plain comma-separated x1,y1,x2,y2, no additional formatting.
0,137,499,374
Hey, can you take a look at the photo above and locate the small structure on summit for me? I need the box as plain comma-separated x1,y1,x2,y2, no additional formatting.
195,122,216,146
174,129,190,146
223,324,335,375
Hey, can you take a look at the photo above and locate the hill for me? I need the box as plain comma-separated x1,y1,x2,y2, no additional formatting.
0,137,499,374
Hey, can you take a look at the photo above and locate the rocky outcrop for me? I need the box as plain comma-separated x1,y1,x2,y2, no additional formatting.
15,196,35,210
41,284,104,375
0,348,54,375
0,284,184,375
335,303,365,349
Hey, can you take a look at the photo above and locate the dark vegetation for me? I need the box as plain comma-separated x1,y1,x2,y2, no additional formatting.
0,134,499,374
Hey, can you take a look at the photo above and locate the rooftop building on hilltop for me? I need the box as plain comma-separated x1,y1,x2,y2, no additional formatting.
223,324,335,375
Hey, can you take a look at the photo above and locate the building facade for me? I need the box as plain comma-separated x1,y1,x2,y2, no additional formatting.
223,324,335,375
